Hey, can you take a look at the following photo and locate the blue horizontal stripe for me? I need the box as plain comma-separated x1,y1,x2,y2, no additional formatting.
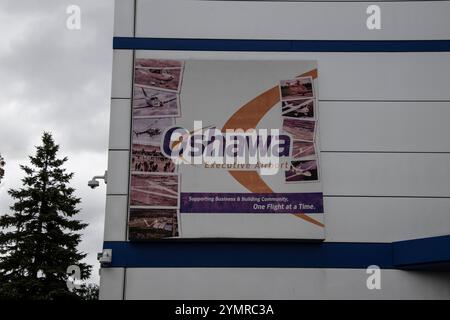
113,37,450,52
103,241,394,269
103,235,450,269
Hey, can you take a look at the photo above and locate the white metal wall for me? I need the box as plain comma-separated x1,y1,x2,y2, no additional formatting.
100,0,450,300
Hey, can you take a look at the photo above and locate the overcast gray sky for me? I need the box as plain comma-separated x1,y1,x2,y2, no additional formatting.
0,0,114,284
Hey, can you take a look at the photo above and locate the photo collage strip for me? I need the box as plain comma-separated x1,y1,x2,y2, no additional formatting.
129,58,184,240
279,77,320,183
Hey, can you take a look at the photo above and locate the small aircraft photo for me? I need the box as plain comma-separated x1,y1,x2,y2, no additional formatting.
136,87,177,109
281,99,315,119
134,66,183,92
285,160,318,182
284,103,310,115
133,87,180,118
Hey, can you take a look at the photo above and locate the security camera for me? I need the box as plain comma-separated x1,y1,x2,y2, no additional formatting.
98,249,112,267
88,171,107,190
88,179,100,189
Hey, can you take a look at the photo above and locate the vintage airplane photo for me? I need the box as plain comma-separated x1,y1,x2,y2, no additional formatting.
134,59,184,93
282,98,315,119
129,208,179,240
285,159,319,182
133,87,180,118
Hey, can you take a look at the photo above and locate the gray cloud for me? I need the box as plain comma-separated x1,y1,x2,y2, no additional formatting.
0,0,115,284
0,0,113,158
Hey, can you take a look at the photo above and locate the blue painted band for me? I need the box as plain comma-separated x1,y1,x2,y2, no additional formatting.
103,235,450,269
103,241,394,269
113,37,450,52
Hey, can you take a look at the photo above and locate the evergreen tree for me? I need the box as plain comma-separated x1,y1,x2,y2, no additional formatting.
0,154,4,183
75,283,99,300
0,132,91,299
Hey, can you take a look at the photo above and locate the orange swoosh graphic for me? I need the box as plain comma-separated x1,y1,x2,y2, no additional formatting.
222,69,324,228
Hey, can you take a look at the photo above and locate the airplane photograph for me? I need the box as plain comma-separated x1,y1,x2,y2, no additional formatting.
128,208,179,240
282,98,315,119
285,159,319,182
133,87,180,118
134,59,184,93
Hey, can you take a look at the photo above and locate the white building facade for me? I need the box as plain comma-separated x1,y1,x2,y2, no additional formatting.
100,0,450,300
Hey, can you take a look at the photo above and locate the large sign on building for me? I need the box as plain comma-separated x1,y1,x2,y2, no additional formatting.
128,54,324,240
